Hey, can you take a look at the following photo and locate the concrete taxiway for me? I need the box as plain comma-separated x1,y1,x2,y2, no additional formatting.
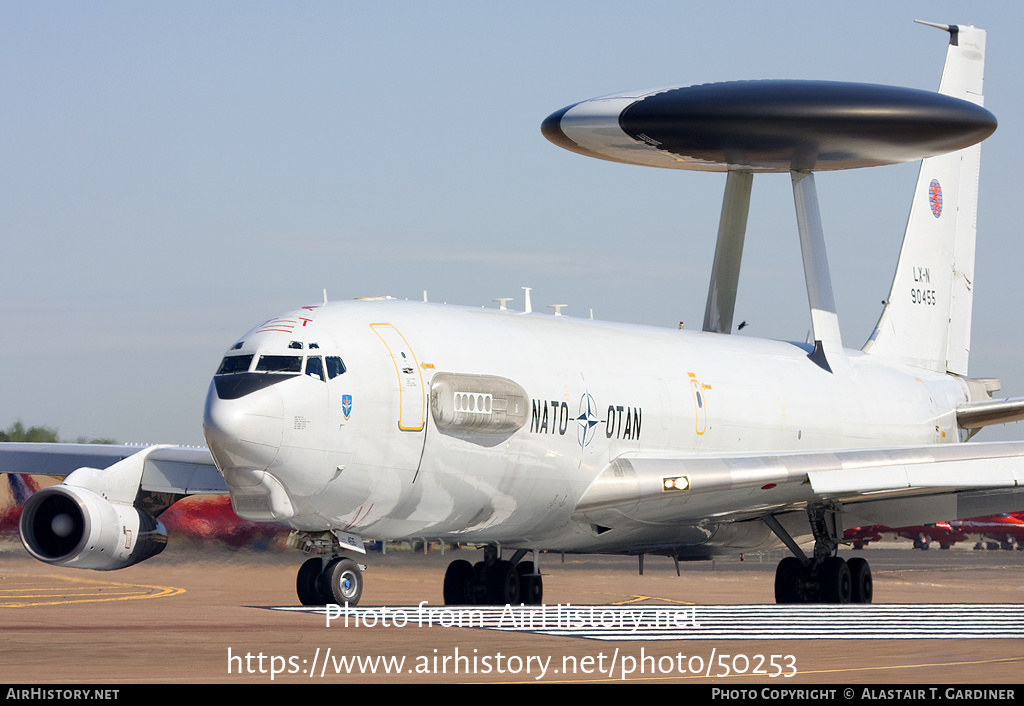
1,543,1022,684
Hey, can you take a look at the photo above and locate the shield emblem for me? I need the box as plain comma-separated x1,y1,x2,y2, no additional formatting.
342,394,353,420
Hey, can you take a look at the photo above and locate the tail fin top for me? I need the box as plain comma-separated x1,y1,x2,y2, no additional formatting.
863,24,989,376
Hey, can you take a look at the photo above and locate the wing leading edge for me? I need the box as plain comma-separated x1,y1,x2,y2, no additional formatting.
0,442,225,496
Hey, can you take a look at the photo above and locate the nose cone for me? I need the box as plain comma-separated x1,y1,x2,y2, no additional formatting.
541,95,650,165
203,380,284,473
541,104,577,151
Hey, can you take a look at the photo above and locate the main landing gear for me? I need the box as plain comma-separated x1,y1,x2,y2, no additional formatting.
764,507,873,604
442,546,544,605
773,554,872,604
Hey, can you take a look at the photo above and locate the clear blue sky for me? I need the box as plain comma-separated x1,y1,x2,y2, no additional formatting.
2,2,1022,445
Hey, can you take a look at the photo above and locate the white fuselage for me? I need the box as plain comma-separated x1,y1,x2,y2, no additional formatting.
202,298,966,555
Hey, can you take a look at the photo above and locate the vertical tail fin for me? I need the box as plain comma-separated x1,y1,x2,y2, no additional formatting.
863,24,987,376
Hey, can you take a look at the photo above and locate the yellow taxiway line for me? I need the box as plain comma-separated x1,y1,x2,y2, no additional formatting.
0,572,185,607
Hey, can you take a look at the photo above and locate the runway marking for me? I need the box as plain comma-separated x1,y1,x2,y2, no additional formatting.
272,603,1024,641
613,595,696,606
0,572,185,607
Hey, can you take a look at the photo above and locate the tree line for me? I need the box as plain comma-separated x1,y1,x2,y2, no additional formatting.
0,421,115,445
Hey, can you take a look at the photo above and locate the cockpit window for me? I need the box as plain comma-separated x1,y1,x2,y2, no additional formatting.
305,356,325,381
288,341,303,350
255,355,302,373
216,354,253,375
326,356,346,379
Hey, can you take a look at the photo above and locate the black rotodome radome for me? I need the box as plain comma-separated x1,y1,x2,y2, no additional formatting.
543,80,997,172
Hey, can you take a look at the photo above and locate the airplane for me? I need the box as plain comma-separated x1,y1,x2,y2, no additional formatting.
844,522,967,550
845,512,1024,551
157,495,290,550
0,473,41,540
968,512,1024,550
4,21,1024,607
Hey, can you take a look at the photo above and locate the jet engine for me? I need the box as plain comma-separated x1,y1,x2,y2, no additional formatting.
19,484,167,570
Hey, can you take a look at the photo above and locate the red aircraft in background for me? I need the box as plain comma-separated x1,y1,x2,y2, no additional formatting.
0,473,42,538
845,513,1024,550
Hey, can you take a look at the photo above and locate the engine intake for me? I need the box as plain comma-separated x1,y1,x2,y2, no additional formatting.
20,485,167,570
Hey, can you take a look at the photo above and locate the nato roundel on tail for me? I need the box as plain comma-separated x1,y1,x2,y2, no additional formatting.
543,80,996,173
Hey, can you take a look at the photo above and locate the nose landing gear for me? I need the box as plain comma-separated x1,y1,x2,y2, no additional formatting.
291,531,366,606
297,555,365,605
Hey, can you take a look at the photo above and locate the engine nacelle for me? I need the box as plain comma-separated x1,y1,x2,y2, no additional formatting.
20,485,167,570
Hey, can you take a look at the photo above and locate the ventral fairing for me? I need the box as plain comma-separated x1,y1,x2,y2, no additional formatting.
4,22,1023,606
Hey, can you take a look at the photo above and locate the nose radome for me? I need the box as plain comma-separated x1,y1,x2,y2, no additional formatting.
203,380,284,473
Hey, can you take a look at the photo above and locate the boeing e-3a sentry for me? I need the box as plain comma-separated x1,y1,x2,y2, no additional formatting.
5,22,1024,606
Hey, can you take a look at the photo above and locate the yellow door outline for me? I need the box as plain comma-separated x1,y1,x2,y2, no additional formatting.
371,323,426,431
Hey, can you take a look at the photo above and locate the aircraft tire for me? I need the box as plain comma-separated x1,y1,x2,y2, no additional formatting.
774,556,805,604
486,560,520,605
443,559,475,605
319,557,362,606
516,561,543,605
296,557,323,606
847,557,872,604
819,557,852,603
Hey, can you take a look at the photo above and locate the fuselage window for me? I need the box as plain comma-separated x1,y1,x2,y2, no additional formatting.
326,356,346,379
216,354,253,375
305,356,325,381
255,355,302,373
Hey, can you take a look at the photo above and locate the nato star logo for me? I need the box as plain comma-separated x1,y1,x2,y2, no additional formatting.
576,393,600,447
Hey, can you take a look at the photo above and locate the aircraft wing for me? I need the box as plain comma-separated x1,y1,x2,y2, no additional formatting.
576,442,1024,533
0,442,226,496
